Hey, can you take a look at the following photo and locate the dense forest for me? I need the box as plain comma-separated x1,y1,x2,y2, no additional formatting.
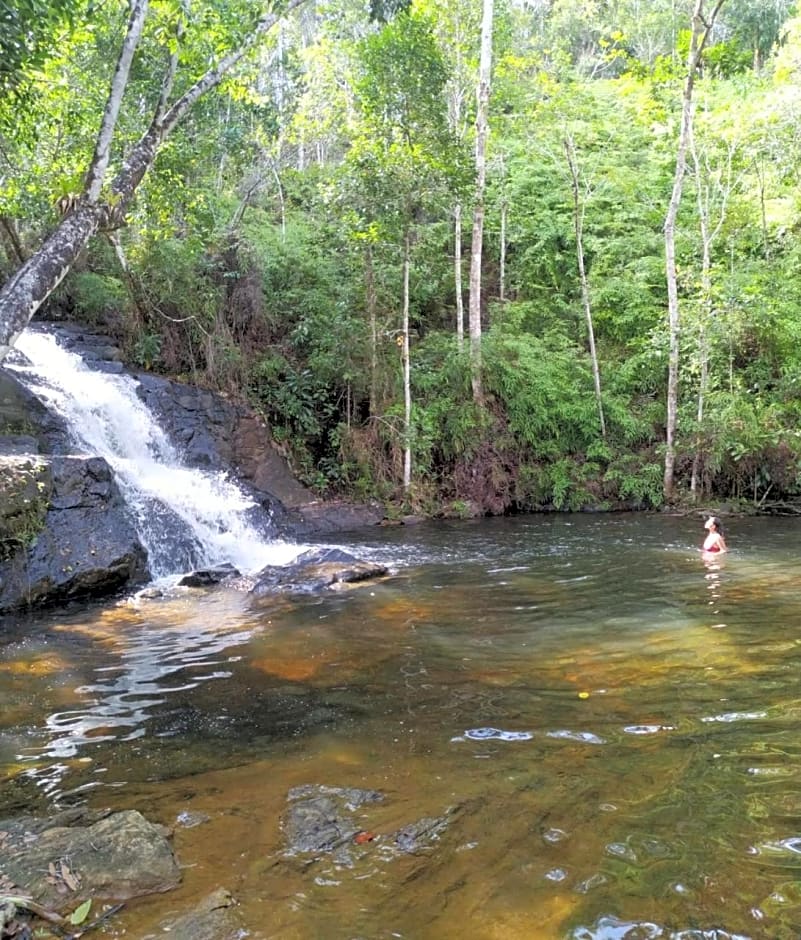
1,0,800,517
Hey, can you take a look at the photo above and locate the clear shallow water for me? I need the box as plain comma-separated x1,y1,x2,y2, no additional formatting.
3,513,801,938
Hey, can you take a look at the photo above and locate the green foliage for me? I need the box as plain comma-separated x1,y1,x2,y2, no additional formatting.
603,454,663,508
69,272,129,325
411,334,481,473
0,0,83,93
133,332,162,370
687,391,801,502
4,0,801,516
355,10,450,149
483,318,602,459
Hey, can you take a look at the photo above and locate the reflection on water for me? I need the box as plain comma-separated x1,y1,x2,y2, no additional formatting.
3,514,801,938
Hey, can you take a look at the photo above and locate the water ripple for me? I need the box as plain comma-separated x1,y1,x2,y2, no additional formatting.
462,727,534,741
546,729,606,745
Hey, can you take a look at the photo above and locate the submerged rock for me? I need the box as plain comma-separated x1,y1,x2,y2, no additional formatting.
250,547,388,598
281,784,460,865
282,785,385,856
150,887,244,940
0,809,180,907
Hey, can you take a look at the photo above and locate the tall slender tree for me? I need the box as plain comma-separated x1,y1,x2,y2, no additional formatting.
564,132,605,439
467,0,494,405
663,0,726,502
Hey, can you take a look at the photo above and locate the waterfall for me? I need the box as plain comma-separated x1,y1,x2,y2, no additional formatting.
8,330,305,578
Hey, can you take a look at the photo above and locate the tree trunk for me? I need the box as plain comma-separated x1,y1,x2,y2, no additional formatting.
107,232,148,326
499,194,507,303
402,230,412,495
365,244,379,418
689,127,733,499
84,0,150,203
663,0,725,503
0,205,104,360
467,0,494,406
564,134,605,439
0,0,308,363
454,202,464,348
0,216,26,266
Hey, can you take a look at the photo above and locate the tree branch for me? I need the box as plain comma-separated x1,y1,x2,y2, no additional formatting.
84,0,149,203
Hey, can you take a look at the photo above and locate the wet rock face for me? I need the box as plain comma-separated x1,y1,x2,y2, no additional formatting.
133,373,385,535
0,454,148,613
178,562,241,587
250,547,388,597
0,809,180,907
0,370,72,455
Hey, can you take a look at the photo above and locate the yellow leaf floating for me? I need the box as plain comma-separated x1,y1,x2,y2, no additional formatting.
578,691,590,699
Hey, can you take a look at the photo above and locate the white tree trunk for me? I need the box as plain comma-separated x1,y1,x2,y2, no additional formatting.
365,244,379,418
499,195,506,303
688,124,734,498
564,134,605,439
85,0,149,203
663,0,725,502
467,0,494,405
402,231,412,494
454,202,464,348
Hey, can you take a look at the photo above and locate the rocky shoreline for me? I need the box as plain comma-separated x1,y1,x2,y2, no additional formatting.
1,784,460,939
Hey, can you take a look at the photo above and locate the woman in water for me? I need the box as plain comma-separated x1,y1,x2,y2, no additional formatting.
702,516,727,554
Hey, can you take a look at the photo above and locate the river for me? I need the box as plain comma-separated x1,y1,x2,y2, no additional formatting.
2,512,800,938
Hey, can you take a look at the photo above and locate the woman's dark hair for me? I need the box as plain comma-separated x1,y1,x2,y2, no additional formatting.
709,516,724,536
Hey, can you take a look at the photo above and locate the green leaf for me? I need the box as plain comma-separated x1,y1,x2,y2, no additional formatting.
69,899,92,926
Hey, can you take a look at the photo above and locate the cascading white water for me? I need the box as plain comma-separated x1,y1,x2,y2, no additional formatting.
9,330,305,578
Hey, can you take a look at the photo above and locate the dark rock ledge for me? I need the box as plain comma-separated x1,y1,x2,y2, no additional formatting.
0,454,147,614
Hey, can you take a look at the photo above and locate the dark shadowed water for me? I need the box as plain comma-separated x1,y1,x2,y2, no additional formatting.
3,513,801,939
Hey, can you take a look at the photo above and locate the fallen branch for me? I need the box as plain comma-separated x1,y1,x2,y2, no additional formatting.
0,894,66,926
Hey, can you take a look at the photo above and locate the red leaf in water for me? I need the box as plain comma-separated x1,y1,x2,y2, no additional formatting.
353,831,375,845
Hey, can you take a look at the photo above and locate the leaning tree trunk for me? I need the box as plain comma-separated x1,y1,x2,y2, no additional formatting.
0,0,308,364
663,0,725,503
0,0,150,361
0,217,26,266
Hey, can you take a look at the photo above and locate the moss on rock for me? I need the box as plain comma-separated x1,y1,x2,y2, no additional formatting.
0,457,52,561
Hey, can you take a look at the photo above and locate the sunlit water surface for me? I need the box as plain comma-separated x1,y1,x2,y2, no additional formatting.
3,514,801,939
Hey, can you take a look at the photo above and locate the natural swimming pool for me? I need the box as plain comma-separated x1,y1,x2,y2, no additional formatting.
2,513,799,939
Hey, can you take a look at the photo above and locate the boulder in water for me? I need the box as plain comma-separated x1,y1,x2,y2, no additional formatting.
250,547,388,597
0,454,148,613
178,562,241,587
0,808,180,906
